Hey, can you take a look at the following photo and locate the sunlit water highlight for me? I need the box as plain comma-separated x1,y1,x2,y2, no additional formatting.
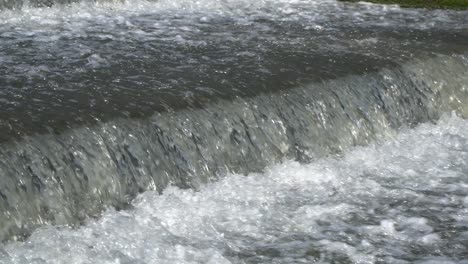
2,115,468,263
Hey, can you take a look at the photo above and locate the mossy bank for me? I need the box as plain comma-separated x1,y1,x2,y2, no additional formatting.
339,0,468,10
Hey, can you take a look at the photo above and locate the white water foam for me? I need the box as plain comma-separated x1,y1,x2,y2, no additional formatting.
1,114,467,263
0,0,465,31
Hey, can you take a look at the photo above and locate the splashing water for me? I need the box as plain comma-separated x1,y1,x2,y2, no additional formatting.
0,0,467,261
1,114,468,263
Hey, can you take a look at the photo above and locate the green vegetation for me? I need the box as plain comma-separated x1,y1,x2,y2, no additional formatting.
339,0,468,10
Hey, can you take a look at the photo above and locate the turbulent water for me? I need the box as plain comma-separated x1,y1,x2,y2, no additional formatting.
1,114,468,263
0,0,468,262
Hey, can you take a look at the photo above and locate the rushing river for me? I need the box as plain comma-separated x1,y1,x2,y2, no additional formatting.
0,0,467,263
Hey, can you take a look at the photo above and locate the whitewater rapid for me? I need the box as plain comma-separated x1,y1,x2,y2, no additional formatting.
0,0,468,261
1,114,467,263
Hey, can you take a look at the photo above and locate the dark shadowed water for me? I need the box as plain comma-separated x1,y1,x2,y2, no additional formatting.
0,0,467,140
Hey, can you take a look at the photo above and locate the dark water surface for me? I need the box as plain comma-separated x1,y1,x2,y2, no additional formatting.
0,0,467,140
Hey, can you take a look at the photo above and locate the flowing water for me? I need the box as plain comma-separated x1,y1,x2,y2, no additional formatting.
3,114,468,263
0,0,467,262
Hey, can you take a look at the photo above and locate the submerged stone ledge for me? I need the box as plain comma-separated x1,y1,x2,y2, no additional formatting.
339,0,468,10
